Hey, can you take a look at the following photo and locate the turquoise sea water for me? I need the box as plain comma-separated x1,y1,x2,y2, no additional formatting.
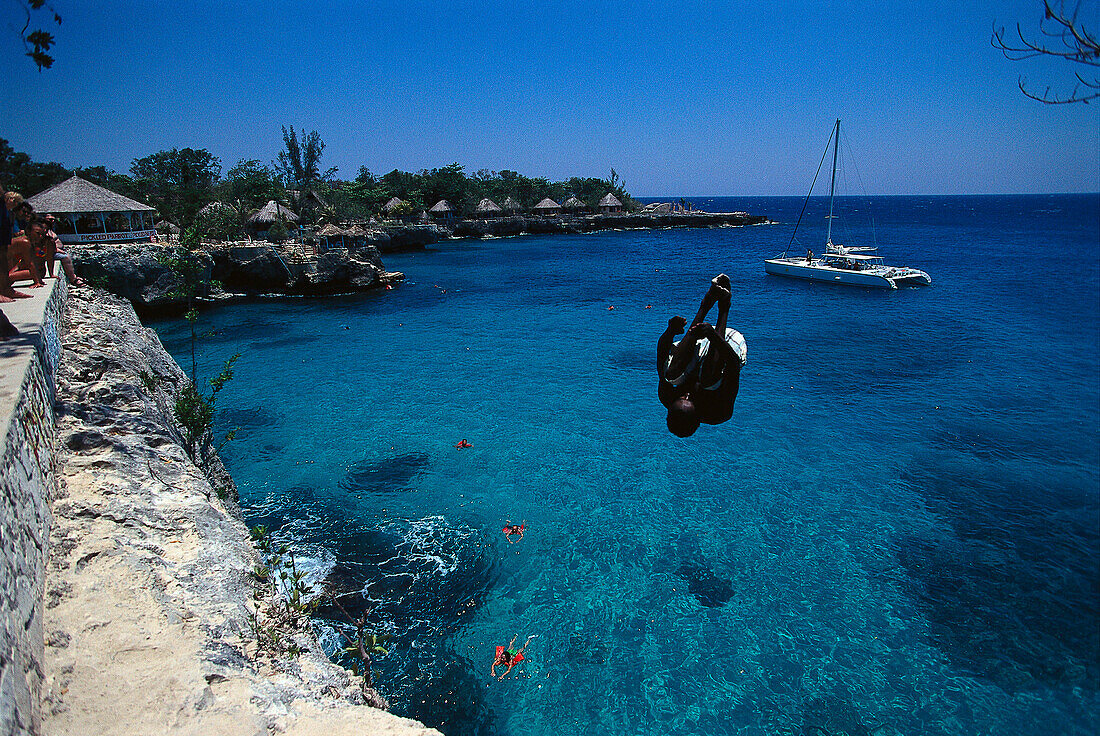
153,194,1099,736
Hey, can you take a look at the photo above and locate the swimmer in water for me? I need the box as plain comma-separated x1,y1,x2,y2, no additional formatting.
455,439,473,449
502,521,526,543
492,634,537,679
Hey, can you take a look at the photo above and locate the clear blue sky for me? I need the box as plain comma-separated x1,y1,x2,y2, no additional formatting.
3,0,1097,195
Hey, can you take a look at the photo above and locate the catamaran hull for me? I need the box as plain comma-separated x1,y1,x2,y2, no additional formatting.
764,259,931,289
765,258,895,288
886,270,933,287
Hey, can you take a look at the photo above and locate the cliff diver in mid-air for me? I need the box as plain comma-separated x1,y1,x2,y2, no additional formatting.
657,274,747,437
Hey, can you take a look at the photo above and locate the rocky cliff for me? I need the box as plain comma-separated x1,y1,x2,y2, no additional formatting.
68,242,403,314
39,289,440,736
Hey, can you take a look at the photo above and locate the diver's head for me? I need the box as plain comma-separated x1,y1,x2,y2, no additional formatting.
666,396,700,437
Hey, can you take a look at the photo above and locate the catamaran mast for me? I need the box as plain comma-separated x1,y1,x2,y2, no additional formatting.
825,118,840,247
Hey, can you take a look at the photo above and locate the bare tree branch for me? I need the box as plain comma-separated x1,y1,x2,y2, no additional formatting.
993,0,1100,104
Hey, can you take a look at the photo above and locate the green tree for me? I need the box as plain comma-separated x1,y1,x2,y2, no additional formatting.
275,127,337,193
0,137,70,195
219,159,280,212
130,148,221,227
196,202,241,242
419,162,470,214
327,180,389,220
161,228,239,465
72,166,137,198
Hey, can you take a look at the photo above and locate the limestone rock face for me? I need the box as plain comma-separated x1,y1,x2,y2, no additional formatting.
377,225,443,251
299,247,382,294
210,244,290,292
68,242,212,309
41,289,440,736
68,242,399,310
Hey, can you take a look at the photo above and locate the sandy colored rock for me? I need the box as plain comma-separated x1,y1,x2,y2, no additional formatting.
41,290,440,736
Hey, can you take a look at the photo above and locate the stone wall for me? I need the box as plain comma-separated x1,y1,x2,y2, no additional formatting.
0,279,67,736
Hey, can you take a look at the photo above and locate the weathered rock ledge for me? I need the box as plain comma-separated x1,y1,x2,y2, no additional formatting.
40,290,440,736
68,242,404,314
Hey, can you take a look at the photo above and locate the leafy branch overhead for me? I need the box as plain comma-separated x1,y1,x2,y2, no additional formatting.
18,0,62,71
993,0,1100,104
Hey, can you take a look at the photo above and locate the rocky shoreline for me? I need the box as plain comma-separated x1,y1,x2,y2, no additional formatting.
68,241,404,314
67,210,769,312
39,289,440,736
447,210,768,239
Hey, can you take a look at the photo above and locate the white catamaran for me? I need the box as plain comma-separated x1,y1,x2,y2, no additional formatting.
764,119,931,290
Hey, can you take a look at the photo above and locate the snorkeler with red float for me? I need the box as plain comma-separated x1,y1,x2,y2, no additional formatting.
502,521,526,543
491,634,537,679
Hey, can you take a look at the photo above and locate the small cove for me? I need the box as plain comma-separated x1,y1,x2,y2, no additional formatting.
153,194,1100,736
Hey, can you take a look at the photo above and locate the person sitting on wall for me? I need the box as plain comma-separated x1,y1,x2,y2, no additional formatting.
8,217,47,288
657,274,747,437
41,215,85,286
0,184,31,304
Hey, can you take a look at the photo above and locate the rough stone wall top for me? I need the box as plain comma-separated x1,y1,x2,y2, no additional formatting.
0,277,66,736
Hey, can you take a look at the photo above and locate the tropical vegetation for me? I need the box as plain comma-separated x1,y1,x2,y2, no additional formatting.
0,130,636,241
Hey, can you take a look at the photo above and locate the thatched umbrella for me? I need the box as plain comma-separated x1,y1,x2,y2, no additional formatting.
534,198,561,216
155,220,180,234
475,198,502,216
318,222,345,249
563,196,587,213
501,196,521,214
599,193,623,213
249,200,299,225
429,200,454,219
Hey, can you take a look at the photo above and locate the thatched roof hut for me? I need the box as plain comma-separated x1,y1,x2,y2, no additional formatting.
534,198,561,215
198,201,236,218
382,197,407,212
29,175,154,215
249,200,299,225
318,223,344,237
599,193,623,213
155,220,180,235
288,188,330,212
563,196,587,213
501,196,522,213
344,224,367,237
27,175,157,244
475,198,503,216
429,200,454,220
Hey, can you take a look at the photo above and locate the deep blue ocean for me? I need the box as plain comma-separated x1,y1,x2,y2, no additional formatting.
153,194,1099,736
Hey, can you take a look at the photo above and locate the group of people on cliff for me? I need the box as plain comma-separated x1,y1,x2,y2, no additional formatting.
1,184,85,336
